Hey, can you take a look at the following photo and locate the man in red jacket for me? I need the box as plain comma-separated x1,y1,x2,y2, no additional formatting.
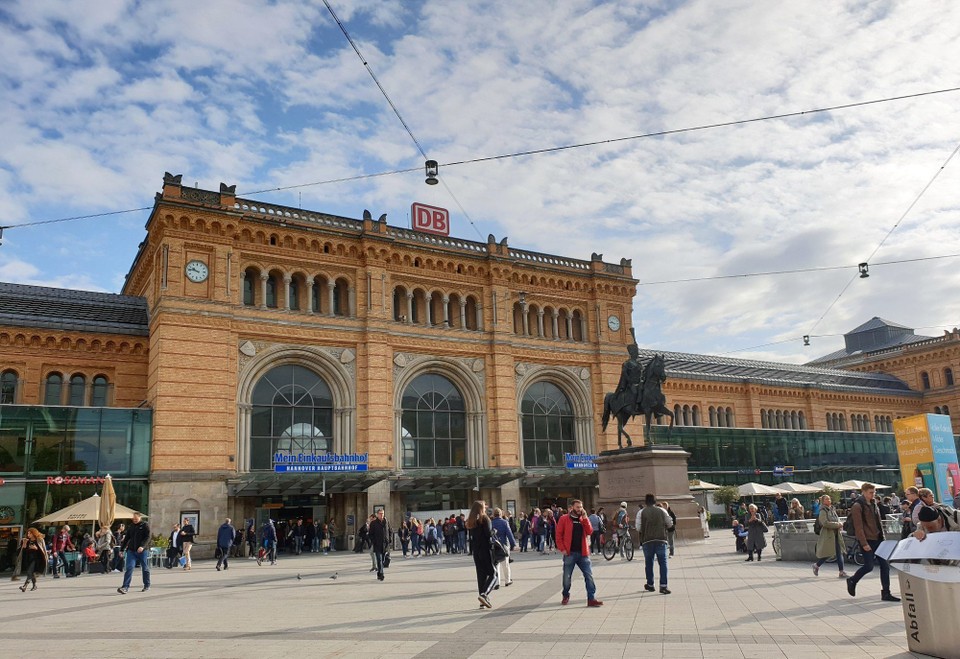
555,499,603,607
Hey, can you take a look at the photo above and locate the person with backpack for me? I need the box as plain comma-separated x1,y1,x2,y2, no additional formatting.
812,494,847,578
845,483,899,602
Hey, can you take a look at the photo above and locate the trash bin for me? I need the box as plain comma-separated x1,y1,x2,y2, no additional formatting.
347,534,355,551
877,533,960,659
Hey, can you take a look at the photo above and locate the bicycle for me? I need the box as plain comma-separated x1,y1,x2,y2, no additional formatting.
602,529,634,561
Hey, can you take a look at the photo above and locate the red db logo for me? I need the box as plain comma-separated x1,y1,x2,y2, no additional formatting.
411,202,450,236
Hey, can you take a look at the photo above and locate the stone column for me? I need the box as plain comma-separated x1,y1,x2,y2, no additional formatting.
442,295,450,326
459,300,467,329
306,279,315,312
565,316,573,340
537,309,544,337
425,296,432,327
552,310,560,340
406,292,414,324
476,302,484,330
348,285,356,318
283,275,292,310
327,281,335,316
580,317,587,342
521,305,529,336
259,273,269,309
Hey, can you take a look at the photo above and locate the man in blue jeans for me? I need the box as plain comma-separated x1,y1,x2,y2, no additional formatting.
117,511,151,594
637,494,673,594
846,483,899,602
555,499,603,607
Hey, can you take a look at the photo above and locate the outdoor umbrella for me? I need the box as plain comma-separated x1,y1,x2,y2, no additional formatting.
98,474,117,531
689,479,722,490
807,480,843,491
772,482,822,494
33,494,143,524
737,482,781,496
835,480,891,491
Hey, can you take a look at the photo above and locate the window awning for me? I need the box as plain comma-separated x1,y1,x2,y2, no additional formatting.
391,468,526,492
228,471,393,496
521,469,599,489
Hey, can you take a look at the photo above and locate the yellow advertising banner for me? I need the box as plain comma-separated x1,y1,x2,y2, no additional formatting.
893,415,935,492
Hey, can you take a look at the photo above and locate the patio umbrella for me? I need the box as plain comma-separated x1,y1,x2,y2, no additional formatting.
772,482,822,494
807,480,843,491
835,480,891,491
689,479,722,490
737,482,781,496
33,494,143,524
98,474,117,531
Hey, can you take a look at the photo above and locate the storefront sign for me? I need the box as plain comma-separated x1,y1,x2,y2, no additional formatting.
893,413,960,503
273,452,369,473
564,453,597,469
46,476,106,486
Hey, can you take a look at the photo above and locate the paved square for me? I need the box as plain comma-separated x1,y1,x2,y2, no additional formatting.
1,536,917,658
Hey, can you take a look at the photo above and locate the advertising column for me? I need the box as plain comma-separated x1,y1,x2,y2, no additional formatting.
893,413,960,504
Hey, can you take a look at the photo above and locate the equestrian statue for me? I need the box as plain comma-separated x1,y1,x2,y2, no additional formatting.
601,331,674,448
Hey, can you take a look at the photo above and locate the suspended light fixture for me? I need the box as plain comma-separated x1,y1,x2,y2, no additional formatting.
803,335,810,346
858,262,870,278
424,160,439,185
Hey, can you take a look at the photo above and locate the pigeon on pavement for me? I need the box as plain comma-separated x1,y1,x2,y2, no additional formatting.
329,572,338,580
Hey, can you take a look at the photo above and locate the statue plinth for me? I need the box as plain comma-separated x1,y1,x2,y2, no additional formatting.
595,445,703,541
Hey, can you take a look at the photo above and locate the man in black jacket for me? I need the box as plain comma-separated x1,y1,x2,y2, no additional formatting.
118,511,151,594
368,508,390,581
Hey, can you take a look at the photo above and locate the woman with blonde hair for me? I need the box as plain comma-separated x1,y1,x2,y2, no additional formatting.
788,498,805,520
17,527,48,592
465,500,498,608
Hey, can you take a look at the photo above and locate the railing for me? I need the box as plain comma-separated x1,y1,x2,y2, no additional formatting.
235,201,363,232
510,248,591,270
385,227,487,253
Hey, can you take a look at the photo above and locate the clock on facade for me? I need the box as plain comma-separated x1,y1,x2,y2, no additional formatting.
607,315,621,331
185,259,209,283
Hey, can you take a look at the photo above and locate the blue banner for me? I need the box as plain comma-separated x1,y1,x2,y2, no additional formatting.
565,452,597,469
273,452,368,473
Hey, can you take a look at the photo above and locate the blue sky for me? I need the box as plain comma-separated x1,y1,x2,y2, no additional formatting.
1,0,959,364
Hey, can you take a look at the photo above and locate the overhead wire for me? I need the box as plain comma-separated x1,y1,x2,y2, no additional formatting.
4,85,959,230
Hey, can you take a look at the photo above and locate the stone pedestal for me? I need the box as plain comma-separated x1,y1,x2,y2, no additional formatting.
595,445,703,541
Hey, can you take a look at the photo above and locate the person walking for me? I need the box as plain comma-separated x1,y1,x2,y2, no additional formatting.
410,517,422,556
662,501,677,556
638,494,672,594
846,483,900,602
292,518,304,555
369,508,389,581
556,499,603,607
117,511,151,594
246,519,257,558
588,508,602,554
491,508,516,587
744,504,767,561
261,519,277,564
812,495,847,578
95,525,115,574
698,505,710,538
51,524,74,579
16,527,48,592
179,517,196,571
216,518,235,571
398,520,411,557
327,519,337,552
466,500,498,609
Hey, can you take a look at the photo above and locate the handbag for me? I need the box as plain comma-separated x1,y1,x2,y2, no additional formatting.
491,536,508,564
383,552,391,568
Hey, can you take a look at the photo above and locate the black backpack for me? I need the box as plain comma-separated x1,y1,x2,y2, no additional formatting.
842,497,867,537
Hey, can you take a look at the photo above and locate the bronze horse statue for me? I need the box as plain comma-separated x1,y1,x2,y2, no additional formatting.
601,354,675,448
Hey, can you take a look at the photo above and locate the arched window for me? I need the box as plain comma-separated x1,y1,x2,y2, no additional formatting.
710,406,718,427
682,405,691,426
242,270,255,306
520,381,575,467
673,404,682,424
921,371,930,390
692,405,700,426
400,373,466,468
0,370,17,404
725,407,734,428
838,414,847,431
249,364,334,471
826,413,834,431
798,412,806,430
288,279,300,311
265,277,277,308
333,278,349,316
943,405,950,417
91,376,109,407
946,368,954,387
68,374,86,406
44,373,63,406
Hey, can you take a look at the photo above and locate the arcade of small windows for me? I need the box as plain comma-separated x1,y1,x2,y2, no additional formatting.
760,409,806,430
392,286,481,330
38,372,111,407
673,404,701,427
242,267,352,316
945,368,954,387
873,415,894,432
934,405,951,417
825,413,847,431
709,406,735,428
512,302,585,341
850,413,872,431
920,371,931,390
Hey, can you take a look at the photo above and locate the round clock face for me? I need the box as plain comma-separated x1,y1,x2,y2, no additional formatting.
185,259,209,283
607,315,621,331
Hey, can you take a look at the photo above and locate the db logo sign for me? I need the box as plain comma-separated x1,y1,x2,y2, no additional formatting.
411,202,450,236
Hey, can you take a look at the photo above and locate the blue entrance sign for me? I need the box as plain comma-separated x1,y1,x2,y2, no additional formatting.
565,453,597,469
273,452,368,473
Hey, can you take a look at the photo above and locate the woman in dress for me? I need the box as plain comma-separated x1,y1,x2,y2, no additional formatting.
17,527,48,592
465,500,498,609
744,503,768,562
